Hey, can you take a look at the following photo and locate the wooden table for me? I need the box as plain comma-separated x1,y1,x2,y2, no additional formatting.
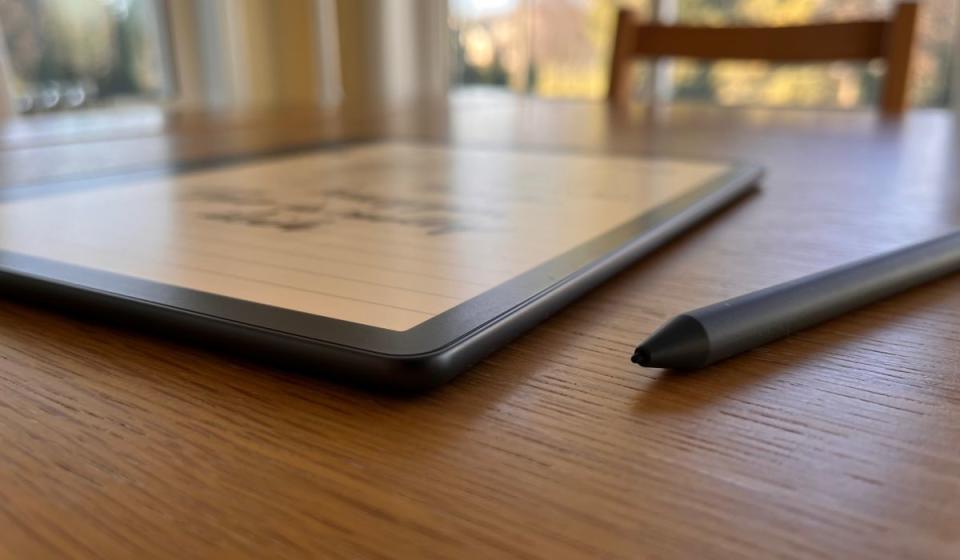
1,97,959,559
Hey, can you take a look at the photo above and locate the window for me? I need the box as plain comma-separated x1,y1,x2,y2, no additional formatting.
0,0,170,113
449,0,957,108
450,0,651,98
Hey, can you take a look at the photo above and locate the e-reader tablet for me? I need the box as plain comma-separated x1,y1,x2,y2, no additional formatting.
0,142,761,390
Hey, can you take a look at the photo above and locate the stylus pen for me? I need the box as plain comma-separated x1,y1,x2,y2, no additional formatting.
632,230,960,369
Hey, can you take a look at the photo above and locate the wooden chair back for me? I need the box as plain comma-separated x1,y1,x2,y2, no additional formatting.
608,2,919,115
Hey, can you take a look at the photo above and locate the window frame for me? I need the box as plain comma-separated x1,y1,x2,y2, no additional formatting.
0,22,13,117
955,8,960,112
148,0,179,104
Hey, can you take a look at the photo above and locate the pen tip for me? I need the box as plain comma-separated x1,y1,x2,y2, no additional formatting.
630,314,711,370
631,347,651,366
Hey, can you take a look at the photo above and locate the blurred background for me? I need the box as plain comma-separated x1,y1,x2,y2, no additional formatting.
0,0,956,118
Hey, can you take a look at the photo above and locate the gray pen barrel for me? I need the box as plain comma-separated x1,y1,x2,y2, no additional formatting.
692,230,960,365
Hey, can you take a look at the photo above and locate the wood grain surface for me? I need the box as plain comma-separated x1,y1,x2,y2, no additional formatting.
1,96,959,559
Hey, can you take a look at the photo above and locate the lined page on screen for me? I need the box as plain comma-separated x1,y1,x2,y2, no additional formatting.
0,144,732,331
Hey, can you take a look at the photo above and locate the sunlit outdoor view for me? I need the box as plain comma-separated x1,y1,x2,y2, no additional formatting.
0,0,167,113
449,0,957,108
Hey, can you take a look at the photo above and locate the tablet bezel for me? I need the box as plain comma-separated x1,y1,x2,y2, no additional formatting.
0,141,761,387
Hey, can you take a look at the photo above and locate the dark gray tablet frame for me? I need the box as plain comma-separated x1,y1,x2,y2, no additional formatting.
0,141,762,391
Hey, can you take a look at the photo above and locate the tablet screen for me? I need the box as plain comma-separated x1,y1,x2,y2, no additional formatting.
0,143,732,331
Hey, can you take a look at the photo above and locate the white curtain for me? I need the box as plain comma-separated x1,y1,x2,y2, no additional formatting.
164,0,448,112
165,0,342,110
336,0,449,111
